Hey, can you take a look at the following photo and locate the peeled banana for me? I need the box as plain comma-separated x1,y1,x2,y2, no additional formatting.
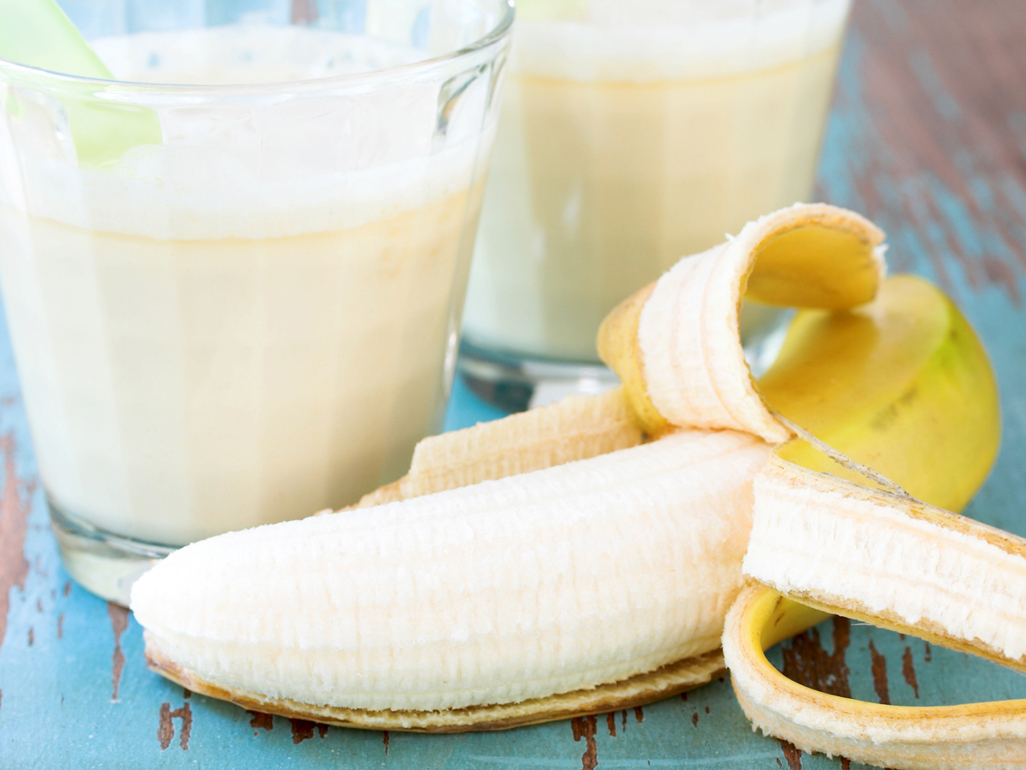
130,203,1007,759
137,429,769,721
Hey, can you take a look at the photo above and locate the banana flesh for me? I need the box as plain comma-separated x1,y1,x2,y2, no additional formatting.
134,429,770,712
131,202,1008,753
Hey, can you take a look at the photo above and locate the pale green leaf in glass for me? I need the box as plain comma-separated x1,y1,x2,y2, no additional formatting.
0,0,162,169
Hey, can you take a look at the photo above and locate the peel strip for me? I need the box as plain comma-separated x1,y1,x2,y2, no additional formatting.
145,636,724,733
747,457,1026,669
399,387,641,499
600,203,886,441
724,585,1026,770
722,454,1026,769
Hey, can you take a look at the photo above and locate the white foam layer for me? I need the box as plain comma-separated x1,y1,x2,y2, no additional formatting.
92,26,428,84
13,137,488,240
5,26,494,239
512,0,851,82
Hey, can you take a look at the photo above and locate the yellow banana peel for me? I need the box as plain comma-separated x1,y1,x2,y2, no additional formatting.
724,585,1026,770
595,204,1014,769
597,203,887,443
761,274,999,511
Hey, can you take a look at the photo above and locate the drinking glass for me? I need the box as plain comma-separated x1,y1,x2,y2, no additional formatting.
0,0,513,603
460,0,851,409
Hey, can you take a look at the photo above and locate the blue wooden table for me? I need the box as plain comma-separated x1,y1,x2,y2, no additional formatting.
4,2,1026,768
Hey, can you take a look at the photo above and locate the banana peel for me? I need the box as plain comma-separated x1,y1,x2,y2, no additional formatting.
623,212,1012,767
597,203,887,441
132,204,1010,763
761,274,999,511
597,204,1015,768
720,452,1026,770
147,643,727,733
356,386,642,506
724,585,1026,770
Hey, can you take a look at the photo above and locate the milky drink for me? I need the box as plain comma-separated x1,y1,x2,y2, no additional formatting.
463,0,851,362
0,27,493,545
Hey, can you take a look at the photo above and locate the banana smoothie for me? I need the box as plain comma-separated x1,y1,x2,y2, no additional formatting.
463,0,851,363
0,19,506,551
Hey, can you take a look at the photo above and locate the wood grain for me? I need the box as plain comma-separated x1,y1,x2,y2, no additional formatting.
822,0,1026,302
0,434,36,663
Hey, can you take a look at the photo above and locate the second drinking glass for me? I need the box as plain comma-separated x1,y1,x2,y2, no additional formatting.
461,0,851,408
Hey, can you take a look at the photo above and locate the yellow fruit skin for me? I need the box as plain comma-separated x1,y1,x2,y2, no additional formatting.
761,274,1000,512
397,387,642,499
598,272,1000,513
598,204,886,442
739,276,1000,642
744,221,884,309
725,585,1026,770
724,276,1008,770
596,282,670,437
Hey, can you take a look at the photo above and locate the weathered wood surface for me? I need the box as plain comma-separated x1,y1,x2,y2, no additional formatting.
4,1,1026,767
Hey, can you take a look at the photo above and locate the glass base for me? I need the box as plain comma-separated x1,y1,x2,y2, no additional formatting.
49,499,175,606
458,340,620,412
459,307,793,414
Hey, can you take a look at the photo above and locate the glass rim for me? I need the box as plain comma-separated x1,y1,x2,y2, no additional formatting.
0,0,514,95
